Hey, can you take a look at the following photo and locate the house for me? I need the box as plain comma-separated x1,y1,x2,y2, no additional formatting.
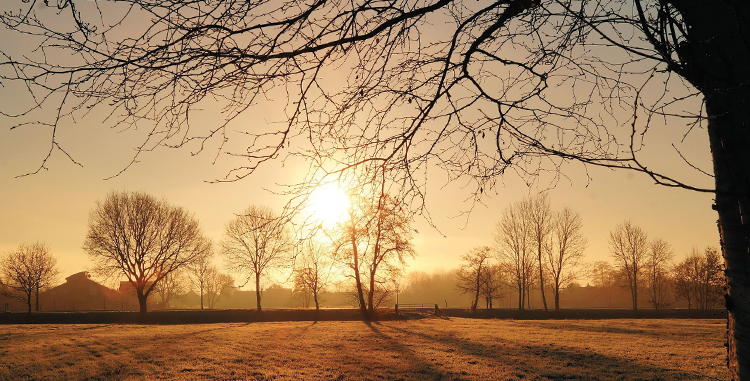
0,281,27,312
41,271,121,311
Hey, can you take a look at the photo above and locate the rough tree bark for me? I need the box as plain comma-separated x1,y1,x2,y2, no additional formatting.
670,1,750,378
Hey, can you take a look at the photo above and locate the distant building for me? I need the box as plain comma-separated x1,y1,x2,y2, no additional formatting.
0,281,27,312
41,271,121,311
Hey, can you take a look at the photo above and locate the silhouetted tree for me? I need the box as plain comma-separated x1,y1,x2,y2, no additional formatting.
673,247,723,311
334,191,415,318
84,191,211,316
646,238,674,309
455,246,493,313
3,1,750,376
335,196,370,318
0,243,59,313
673,256,697,311
589,261,618,308
362,193,415,315
293,239,335,311
480,264,505,310
546,207,587,311
222,205,293,312
523,194,553,311
698,247,724,310
187,253,213,310
153,270,186,309
495,200,534,310
205,268,234,309
609,221,649,311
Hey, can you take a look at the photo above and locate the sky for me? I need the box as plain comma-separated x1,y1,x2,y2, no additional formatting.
0,116,718,287
0,1,720,289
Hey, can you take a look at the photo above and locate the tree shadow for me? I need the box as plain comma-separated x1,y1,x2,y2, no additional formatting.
363,320,455,380
517,320,723,342
378,322,710,380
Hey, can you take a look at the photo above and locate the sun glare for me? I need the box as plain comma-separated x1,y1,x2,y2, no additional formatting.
310,183,351,227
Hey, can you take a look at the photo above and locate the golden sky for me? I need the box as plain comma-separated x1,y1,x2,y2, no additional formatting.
0,1,720,287
0,119,718,285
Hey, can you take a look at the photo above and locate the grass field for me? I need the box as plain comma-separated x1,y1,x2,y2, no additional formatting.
0,318,727,380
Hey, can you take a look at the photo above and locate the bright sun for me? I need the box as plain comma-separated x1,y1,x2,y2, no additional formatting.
310,183,351,227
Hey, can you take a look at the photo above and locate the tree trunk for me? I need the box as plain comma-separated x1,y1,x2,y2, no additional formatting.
538,250,548,311
255,274,262,312
708,98,750,380
26,292,32,314
554,284,560,311
526,284,531,309
314,291,319,311
665,1,750,377
367,266,377,316
350,230,369,320
472,272,481,313
35,285,40,312
137,291,148,318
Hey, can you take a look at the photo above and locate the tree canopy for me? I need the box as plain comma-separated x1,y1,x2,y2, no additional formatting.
83,191,211,316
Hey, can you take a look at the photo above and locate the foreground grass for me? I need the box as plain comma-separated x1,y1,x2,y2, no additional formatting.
1,318,726,380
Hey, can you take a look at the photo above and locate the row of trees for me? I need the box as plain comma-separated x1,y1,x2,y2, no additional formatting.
456,194,588,312
223,191,414,319
3,191,723,316
82,192,298,316
606,222,723,311
455,195,724,312
2,189,414,319
588,246,723,311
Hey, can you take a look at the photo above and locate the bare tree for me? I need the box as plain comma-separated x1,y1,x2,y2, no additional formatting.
589,261,618,308
699,247,724,310
205,268,234,309
293,239,335,311
480,264,505,310
495,200,534,310
673,251,699,311
187,253,212,310
83,191,211,316
523,194,553,311
222,205,293,312
455,246,493,313
546,207,588,311
646,238,674,309
4,0,750,375
334,196,370,318
152,270,186,309
673,247,723,311
362,193,415,316
333,191,415,318
0,243,59,313
609,221,649,311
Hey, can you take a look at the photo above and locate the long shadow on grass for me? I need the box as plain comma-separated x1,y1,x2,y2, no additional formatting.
516,320,724,343
382,321,708,381
364,321,457,380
